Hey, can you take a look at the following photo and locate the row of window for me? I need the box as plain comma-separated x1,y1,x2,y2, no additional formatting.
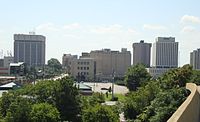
77,62,90,65
77,67,89,70
78,72,89,75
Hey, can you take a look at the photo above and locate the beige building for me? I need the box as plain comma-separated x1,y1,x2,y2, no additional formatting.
70,58,95,81
190,49,200,70
65,48,131,81
132,40,151,67
62,54,77,72
89,48,131,80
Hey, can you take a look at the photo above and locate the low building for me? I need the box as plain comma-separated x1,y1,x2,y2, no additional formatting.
146,67,173,78
70,58,96,81
75,82,93,95
10,62,26,76
0,67,9,75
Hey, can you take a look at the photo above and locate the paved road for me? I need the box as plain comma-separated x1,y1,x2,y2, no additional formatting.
84,82,129,94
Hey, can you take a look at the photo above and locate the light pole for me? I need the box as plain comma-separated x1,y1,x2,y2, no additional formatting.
112,70,115,100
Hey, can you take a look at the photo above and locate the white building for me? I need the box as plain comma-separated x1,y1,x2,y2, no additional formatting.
152,37,178,68
149,37,179,78
190,49,200,70
132,40,151,67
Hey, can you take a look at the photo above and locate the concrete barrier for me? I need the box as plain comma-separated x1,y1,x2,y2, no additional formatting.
167,83,200,122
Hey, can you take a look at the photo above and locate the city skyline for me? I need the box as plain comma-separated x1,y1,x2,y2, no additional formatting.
0,0,200,66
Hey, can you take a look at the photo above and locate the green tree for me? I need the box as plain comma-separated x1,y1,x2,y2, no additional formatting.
5,97,31,122
54,77,81,121
47,58,62,71
82,105,119,122
30,103,60,122
0,92,15,117
125,64,151,91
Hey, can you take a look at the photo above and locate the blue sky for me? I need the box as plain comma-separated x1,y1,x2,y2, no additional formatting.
0,0,200,66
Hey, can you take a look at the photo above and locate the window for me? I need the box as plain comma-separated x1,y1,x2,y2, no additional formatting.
87,72,89,75
78,62,80,64
84,67,86,70
87,62,89,65
77,67,79,70
87,67,89,70
81,67,83,70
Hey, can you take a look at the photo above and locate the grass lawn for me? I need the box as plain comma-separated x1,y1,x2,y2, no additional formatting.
104,93,126,102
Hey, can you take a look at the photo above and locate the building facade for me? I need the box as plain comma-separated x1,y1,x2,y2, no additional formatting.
190,49,200,70
62,54,77,72
132,40,151,67
149,37,179,78
70,58,95,81
4,56,14,68
89,48,131,80
152,37,178,68
14,33,45,66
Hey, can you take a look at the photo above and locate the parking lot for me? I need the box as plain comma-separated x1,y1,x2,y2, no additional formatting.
83,82,129,94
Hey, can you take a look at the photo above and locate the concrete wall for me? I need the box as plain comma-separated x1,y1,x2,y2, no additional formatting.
167,83,200,122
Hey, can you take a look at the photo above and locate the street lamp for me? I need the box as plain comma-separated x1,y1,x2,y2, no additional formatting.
112,69,115,100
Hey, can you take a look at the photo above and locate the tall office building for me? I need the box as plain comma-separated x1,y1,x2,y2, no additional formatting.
152,37,178,68
148,37,178,78
14,33,46,66
190,49,200,70
132,40,151,67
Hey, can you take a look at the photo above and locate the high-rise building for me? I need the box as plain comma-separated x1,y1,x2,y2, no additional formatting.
190,49,200,70
14,33,45,66
132,40,151,67
89,48,131,80
152,37,178,68
147,37,179,78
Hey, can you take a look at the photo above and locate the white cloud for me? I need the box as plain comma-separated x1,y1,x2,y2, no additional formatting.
90,24,139,36
36,23,59,32
180,26,197,33
143,24,167,31
63,23,81,30
90,24,123,34
180,15,200,24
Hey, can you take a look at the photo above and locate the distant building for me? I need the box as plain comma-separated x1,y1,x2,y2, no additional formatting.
152,37,178,68
190,49,200,70
0,56,14,75
62,54,78,72
132,40,151,67
0,59,3,67
89,48,131,80
148,37,178,78
9,62,26,76
70,58,96,81
14,33,45,66
3,56,14,68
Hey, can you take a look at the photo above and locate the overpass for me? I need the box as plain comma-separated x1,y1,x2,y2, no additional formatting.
168,83,200,122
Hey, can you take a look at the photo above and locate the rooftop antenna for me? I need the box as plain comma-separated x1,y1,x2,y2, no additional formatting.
0,50,3,58
29,31,35,35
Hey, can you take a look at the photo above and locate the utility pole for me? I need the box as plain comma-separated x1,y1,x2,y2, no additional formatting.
112,69,115,100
